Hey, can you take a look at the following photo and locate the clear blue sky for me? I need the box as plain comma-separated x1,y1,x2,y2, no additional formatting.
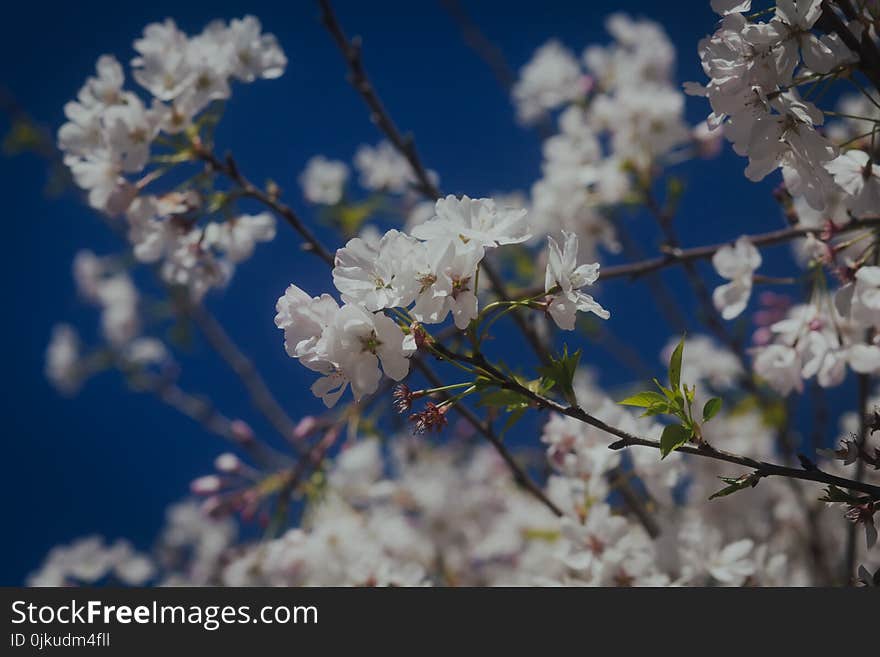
0,0,845,583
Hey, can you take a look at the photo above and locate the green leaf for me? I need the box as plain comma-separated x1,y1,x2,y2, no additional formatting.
709,473,761,500
668,334,685,391
653,378,676,400
538,345,582,407
499,407,527,440
618,391,668,408
684,384,696,405
641,401,672,418
702,397,723,422
818,485,863,505
659,424,691,459
477,388,530,412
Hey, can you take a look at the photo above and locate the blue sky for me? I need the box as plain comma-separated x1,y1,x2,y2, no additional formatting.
0,1,848,583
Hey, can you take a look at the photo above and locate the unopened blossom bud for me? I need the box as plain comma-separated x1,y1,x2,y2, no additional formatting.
292,416,318,441
409,322,431,350
191,475,222,495
758,291,785,307
239,490,260,522
752,326,773,346
230,419,255,445
579,74,595,96
753,310,778,327
318,427,340,453
215,453,240,473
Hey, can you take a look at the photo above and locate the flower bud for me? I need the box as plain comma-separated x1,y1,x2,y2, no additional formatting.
191,475,222,495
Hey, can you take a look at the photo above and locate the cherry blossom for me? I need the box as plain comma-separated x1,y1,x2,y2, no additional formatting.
712,236,762,320
411,195,531,249
299,155,349,205
544,231,609,330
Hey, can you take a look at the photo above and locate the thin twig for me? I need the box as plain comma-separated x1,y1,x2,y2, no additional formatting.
432,343,880,500
512,217,880,299
183,302,303,451
438,0,555,140
131,370,286,468
317,0,441,200
413,358,564,516
192,138,335,266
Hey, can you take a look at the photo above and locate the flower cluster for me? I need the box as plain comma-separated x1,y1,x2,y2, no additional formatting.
752,279,880,395
37,359,876,587
58,17,285,300
518,15,703,262
276,195,608,407
690,1,864,212
45,250,170,396
27,536,154,587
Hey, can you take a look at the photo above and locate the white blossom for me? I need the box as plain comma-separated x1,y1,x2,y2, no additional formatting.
827,150,880,219
45,324,82,395
512,40,584,124
712,236,762,320
299,155,349,205
411,195,531,249
544,231,609,330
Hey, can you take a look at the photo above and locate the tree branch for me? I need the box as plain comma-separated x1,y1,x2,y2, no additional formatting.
191,138,335,267
317,0,441,200
432,343,880,500
182,302,304,452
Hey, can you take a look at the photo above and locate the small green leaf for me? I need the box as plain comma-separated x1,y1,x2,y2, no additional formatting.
702,397,723,422
659,424,691,459
619,391,668,408
709,473,762,500
477,388,530,412
819,485,863,505
499,406,527,440
653,378,676,400
641,401,672,417
684,384,696,405
668,334,685,391
538,345,582,407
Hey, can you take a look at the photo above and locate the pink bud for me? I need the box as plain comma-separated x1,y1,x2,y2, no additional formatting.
215,453,240,473
292,416,318,441
230,420,255,445
752,327,772,346
579,74,595,96
191,475,222,495
758,291,780,306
